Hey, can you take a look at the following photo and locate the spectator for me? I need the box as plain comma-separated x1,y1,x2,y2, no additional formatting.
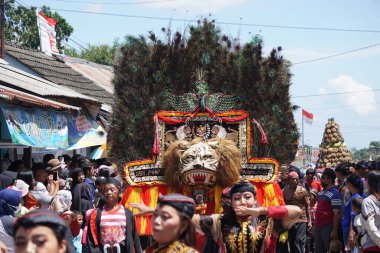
59,154,72,169
49,190,73,215
351,197,364,253
29,167,59,209
2,160,25,180
0,174,13,190
360,171,380,252
81,163,96,201
343,174,365,251
283,171,311,253
305,168,322,192
355,161,371,179
7,179,29,216
31,163,48,186
335,162,353,204
307,189,318,253
0,188,22,253
71,181,93,214
47,158,67,183
70,155,83,170
0,153,11,173
94,177,106,209
87,178,142,253
70,168,85,194
314,168,342,253
42,154,55,167
72,211,84,253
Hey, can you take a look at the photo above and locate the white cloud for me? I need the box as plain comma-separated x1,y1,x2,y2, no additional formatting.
145,0,247,13
318,87,327,95
328,75,377,115
84,3,104,13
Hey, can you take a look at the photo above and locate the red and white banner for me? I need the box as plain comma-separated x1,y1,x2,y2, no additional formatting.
302,109,313,125
36,9,59,55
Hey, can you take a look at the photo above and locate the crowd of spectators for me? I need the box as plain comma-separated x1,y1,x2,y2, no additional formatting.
0,153,135,253
277,160,380,253
0,153,379,253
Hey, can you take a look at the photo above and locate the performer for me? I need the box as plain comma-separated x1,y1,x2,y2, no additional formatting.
138,193,199,253
133,181,301,253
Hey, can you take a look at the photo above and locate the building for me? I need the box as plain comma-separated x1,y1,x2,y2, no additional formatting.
0,44,114,166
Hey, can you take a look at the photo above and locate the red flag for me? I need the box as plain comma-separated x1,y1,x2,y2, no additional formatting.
36,9,59,55
302,109,313,125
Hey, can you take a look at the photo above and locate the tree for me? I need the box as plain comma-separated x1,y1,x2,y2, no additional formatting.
351,147,369,161
108,20,299,165
65,43,118,66
351,141,380,161
4,0,73,50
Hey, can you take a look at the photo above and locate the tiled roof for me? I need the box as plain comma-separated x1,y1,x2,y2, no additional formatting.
5,44,114,105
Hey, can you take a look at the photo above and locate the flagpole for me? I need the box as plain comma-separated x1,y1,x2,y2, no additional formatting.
302,109,305,165
36,9,43,52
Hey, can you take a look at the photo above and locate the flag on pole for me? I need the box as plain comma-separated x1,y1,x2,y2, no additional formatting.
36,9,59,55
302,109,313,125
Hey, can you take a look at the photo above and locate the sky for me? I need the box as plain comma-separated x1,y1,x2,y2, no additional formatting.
26,0,380,150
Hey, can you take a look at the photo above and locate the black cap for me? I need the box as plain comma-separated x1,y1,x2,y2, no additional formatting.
158,193,195,218
230,181,256,197
105,177,121,191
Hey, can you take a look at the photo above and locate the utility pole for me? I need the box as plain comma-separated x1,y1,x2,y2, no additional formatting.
0,0,5,59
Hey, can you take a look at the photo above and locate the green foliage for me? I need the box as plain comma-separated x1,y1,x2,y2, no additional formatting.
4,0,73,50
65,40,120,65
63,47,80,58
351,141,380,161
109,20,299,164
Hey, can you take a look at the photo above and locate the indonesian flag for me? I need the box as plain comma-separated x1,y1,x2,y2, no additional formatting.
302,109,313,125
36,9,60,55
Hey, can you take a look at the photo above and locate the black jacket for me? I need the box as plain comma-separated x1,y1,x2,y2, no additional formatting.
86,206,142,253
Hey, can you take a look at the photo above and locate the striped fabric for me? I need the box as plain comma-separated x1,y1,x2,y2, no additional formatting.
100,204,126,246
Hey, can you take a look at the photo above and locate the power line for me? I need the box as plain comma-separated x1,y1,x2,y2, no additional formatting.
293,42,380,65
68,37,89,51
56,0,174,4
47,8,380,34
306,102,380,111
293,88,380,98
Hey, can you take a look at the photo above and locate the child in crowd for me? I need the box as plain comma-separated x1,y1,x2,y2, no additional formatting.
307,189,318,253
73,211,84,253
351,197,364,253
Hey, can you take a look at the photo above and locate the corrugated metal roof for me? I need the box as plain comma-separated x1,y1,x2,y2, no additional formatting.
64,56,114,94
0,62,99,103
0,85,82,110
5,45,114,105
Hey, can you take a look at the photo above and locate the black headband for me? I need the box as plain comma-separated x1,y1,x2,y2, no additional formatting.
158,194,195,218
230,181,256,197
105,177,121,191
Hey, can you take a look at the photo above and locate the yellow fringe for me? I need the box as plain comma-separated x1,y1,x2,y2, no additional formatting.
126,187,142,213
262,184,280,207
214,185,222,213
